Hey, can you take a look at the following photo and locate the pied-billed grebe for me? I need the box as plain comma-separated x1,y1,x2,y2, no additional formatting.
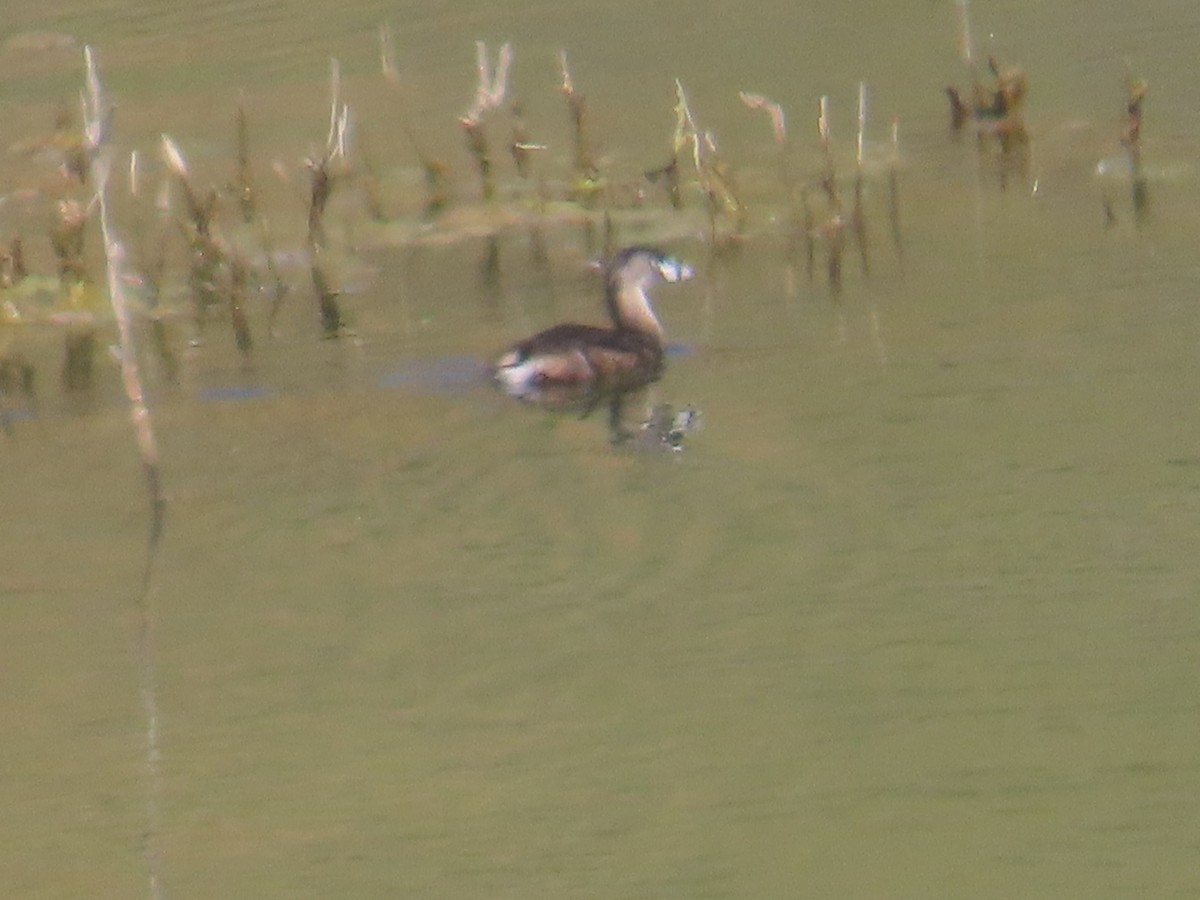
493,245,692,407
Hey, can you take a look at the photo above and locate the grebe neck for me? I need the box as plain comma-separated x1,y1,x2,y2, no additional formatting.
605,281,663,339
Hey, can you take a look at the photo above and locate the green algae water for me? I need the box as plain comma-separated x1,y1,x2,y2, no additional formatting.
3,1,1200,897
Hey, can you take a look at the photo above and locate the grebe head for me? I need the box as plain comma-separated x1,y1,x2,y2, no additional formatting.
603,246,693,337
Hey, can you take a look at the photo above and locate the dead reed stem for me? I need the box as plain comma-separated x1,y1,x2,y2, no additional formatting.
162,135,253,353
459,41,512,201
83,44,167,900
234,101,256,223
817,95,845,299
645,88,690,210
227,107,290,335
1122,73,1149,222
306,58,351,337
739,91,790,199
559,51,599,198
851,81,870,276
888,118,903,262
799,186,816,282
509,100,545,179
675,80,744,246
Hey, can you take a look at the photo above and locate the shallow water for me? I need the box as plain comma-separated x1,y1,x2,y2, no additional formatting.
4,1,1200,898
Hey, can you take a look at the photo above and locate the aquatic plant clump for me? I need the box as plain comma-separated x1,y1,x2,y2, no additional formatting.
1,7,1154,433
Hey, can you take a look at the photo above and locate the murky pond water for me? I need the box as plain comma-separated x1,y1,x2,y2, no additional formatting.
4,1,1200,898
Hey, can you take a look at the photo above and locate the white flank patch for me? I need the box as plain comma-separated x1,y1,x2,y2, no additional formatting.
494,357,540,396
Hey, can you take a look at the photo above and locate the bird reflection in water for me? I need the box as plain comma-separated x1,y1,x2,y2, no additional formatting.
493,245,698,447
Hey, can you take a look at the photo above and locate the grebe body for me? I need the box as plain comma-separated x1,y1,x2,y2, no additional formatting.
494,246,691,408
